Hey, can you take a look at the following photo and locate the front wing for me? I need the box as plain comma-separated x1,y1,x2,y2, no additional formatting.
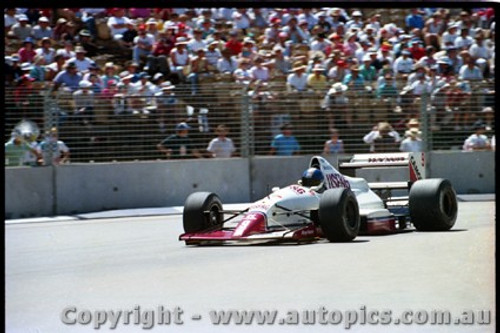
179,224,321,245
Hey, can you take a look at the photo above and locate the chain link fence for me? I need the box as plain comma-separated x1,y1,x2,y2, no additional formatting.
5,78,495,164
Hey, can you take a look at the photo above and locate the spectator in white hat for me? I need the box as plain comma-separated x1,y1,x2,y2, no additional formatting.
345,10,363,31
32,16,52,41
270,45,292,77
169,37,190,79
307,64,328,92
360,53,377,82
10,14,32,40
67,46,94,72
145,17,159,39
399,127,423,152
441,23,460,49
287,63,308,92
72,80,95,123
204,41,222,69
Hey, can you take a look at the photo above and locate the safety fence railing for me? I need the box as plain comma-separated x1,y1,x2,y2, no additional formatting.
4,78,495,165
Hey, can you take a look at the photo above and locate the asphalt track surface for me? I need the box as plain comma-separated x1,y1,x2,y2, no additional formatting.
6,197,495,333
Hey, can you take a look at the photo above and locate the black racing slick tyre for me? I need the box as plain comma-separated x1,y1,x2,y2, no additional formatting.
183,192,223,233
319,188,360,242
409,178,458,231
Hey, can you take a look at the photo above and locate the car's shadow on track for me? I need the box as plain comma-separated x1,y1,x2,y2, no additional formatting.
181,239,371,247
359,229,468,237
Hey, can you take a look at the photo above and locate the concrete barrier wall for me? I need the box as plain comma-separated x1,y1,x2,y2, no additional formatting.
55,159,251,215
428,151,495,194
5,167,54,219
4,152,494,219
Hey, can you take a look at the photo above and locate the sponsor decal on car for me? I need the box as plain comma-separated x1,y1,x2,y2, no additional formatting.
325,173,350,189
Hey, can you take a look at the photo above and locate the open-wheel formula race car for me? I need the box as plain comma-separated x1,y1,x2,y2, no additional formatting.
179,154,458,245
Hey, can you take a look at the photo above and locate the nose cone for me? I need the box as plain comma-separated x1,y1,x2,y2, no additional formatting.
233,212,267,237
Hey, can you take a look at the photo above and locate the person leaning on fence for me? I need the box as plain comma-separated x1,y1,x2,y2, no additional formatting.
206,124,236,158
270,123,300,156
399,127,423,152
5,128,42,167
156,122,202,159
462,121,491,151
37,127,70,165
323,128,344,155
363,122,401,153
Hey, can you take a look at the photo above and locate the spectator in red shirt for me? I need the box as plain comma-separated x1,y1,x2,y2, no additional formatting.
175,23,189,39
225,30,243,56
409,39,426,61
18,37,37,63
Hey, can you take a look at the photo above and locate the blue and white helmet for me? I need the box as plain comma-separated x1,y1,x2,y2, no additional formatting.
301,167,324,187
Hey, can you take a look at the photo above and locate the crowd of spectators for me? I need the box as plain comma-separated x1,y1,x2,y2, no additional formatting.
4,7,496,160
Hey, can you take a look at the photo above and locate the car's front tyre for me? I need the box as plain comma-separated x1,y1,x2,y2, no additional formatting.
183,192,223,233
409,178,458,231
319,188,360,242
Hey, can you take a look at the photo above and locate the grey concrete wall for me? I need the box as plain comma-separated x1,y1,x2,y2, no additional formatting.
55,159,251,215
5,167,54,219
428,151,495,194
4,152,494,219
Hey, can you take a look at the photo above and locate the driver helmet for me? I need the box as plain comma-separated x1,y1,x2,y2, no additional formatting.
301,167,324,187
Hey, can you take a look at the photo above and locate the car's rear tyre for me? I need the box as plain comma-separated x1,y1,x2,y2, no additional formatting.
319,188,360,242
183,192,223,233
409,178,457,231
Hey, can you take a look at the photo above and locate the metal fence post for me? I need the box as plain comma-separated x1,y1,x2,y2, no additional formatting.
420,92,432,177
420,92,431,152
240,85,252,158
240,85,256,201
43,91,59,215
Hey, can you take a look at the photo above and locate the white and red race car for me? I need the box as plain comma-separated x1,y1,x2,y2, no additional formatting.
179,154,457,245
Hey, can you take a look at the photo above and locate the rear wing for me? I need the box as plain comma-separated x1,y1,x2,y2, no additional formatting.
339,152,426,189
